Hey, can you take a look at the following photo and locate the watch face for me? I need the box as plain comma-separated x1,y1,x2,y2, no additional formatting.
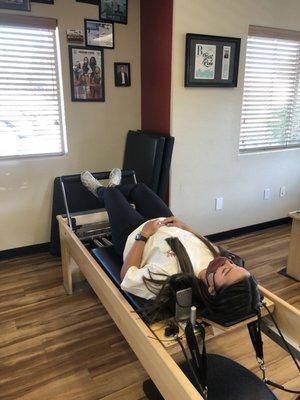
135,233,147,242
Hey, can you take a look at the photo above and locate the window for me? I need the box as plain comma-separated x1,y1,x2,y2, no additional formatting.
239,26,300,152
0,15,66,159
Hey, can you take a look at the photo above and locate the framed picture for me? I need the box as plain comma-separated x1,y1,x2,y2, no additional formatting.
69,46,105,102
84,19,114,49
31,0,54,4
76,0,98,4
66,29,84,43
185,33,241,87
100,0,127,25
0,0,30,10
114,62,130,87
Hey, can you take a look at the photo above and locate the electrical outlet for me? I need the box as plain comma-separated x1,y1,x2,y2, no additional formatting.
279,186,286,197
263,188,270,200
215,197,223,211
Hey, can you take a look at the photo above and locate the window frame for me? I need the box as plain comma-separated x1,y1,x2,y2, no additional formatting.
239,25,300,153
0,14,67,160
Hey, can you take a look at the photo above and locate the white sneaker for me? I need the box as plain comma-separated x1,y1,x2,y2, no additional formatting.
108,168,122,187
81,171,102,196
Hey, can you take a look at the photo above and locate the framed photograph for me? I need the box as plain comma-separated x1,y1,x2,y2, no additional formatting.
31,0,54,4
114,62,130,87
66,29,84,43
185,33,241,87
100,0,127,25
76,0,98,4
0,0,30,10
69,46,105,102
84,19,114,49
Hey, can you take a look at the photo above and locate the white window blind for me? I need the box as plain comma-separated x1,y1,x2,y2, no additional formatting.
0,15,66,158
239,26,300,152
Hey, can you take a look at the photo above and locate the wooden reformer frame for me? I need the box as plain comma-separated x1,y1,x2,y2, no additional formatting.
57,211,300,400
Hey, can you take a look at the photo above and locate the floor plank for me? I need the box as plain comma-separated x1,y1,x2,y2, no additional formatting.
0,224,299,399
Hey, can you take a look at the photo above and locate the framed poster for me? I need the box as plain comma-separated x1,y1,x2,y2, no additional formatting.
100,0,127,25
114,62,131,86
185,33,241,87
84,19,114,49
0,0,30,10
69,46,105,102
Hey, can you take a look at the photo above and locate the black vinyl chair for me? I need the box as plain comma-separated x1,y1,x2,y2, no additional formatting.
143,355,277,400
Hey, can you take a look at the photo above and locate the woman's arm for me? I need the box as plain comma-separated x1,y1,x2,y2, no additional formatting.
120,240,146,280
120,219,162,281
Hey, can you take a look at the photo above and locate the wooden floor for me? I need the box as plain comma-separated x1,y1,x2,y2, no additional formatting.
0,224,299,400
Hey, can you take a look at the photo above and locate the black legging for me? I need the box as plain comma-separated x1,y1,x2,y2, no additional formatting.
97,183,173,256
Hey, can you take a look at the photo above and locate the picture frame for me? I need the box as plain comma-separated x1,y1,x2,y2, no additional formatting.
0,0,30,11
31,0,54,4
66,29,84,43
69,46,105,102
84,19,114,49
100,0,127,25
114,62,131,87
185,33,241,87
76,0,98,4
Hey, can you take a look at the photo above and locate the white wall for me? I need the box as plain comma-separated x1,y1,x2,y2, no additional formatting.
170,0,300,235
0,0,141,251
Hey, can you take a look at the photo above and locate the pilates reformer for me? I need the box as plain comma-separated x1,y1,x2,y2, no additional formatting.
57,171,300,400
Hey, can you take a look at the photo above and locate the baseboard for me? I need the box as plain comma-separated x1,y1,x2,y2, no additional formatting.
0,243,50,260
206,217,290,242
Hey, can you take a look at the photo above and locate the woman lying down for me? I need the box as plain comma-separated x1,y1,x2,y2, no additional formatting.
81,169,261,324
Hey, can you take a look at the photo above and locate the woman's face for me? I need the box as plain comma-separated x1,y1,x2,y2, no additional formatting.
83,57,88,64
200,257,250,295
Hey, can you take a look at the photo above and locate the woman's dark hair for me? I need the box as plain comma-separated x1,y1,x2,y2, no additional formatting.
142,237,261,324
197,275,261,324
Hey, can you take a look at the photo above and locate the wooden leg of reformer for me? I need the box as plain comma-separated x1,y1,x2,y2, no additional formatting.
61,242,73,294
287,213,300,281
60,225,85,294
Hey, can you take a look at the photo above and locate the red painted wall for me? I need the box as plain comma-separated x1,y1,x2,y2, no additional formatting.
140,0,173,135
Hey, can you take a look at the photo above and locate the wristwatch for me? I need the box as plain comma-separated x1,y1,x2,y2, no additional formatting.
135,233,148,243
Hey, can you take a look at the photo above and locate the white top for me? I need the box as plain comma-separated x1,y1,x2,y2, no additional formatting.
120,218,214,299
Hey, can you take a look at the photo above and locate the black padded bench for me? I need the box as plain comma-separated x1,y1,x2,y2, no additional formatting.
91,246,151,318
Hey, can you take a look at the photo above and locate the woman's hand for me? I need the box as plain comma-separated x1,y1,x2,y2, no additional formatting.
141,219,162,238
162,216,190,231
